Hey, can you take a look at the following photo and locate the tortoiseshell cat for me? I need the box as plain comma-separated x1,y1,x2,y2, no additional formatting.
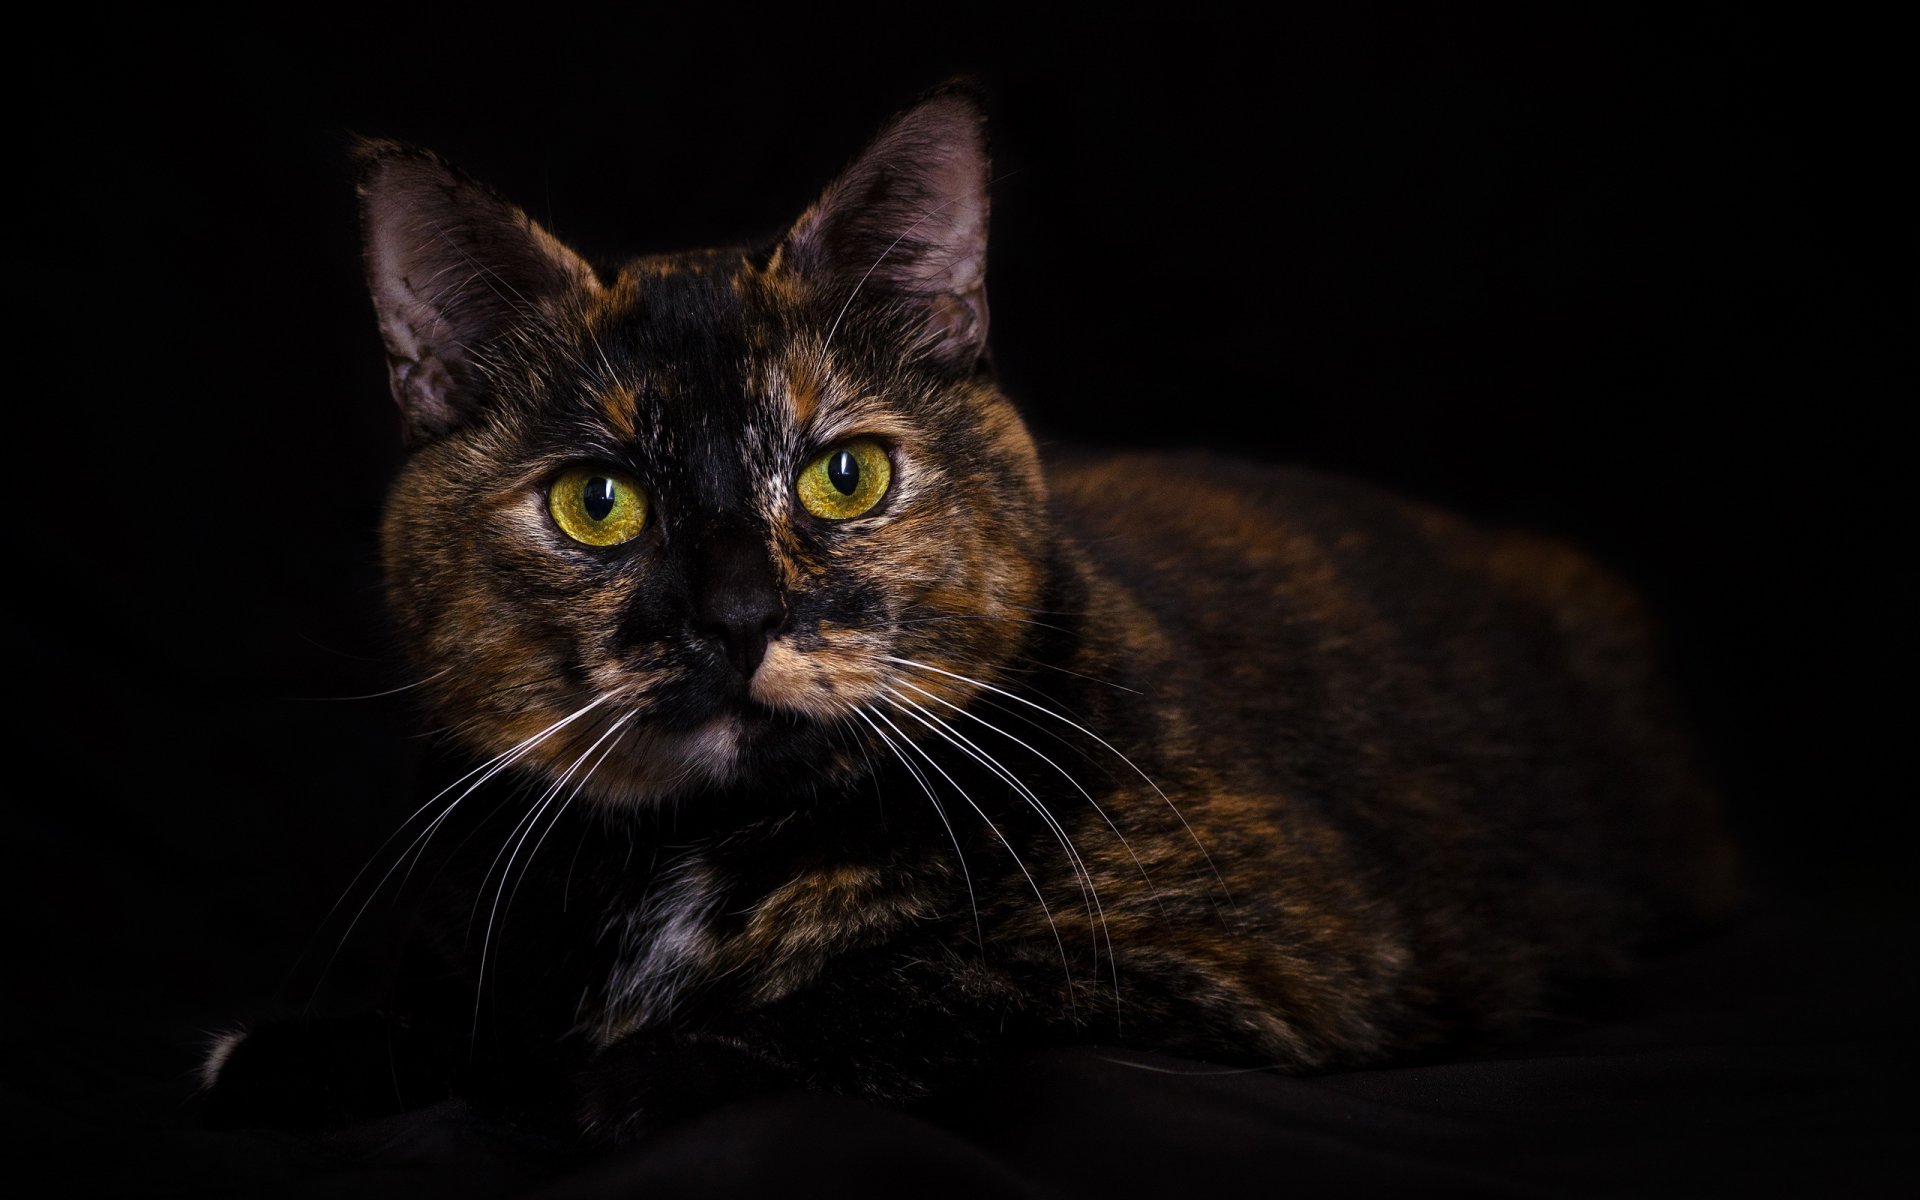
204,84,1739,1141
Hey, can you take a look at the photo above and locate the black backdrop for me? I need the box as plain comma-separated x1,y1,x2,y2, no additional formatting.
8,5,1913,1195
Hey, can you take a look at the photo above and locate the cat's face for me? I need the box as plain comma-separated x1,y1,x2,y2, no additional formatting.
366,88,1047,805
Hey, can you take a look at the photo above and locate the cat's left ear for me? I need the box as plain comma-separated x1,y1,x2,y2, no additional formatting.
780,83,991,370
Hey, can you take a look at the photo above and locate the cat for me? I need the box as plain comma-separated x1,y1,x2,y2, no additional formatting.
202,81,1740,1142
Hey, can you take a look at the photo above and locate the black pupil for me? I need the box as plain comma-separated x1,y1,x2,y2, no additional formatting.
826,450,860,496
582,477,617,521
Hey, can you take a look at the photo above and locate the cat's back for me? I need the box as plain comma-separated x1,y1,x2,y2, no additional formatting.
1049,449,1666,707
1044,450,1739,960
1048,450,1616,637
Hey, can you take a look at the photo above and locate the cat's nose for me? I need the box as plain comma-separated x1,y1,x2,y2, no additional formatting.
697,599,785,680
691,528,787,680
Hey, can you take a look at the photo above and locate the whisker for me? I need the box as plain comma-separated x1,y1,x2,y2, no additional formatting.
829,612,1078,639
813,193,970,376
400,695,612,900
504,712,634,921
1091,1055,1283,1077
880,690,1104,927
889,614,1078,636
884,689,1119,1010
284,666,455,703
892,676,1170,924
849,706,983,952
561,814,595,915
300,693,612,1010
473,708,634,1039
405,773,542,898
473,709,633,935
1009,657,1143,696
863,704,1075,1003
577,316,622,392
886,656,1236,915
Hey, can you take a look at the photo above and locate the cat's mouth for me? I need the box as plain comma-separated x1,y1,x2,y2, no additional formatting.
547,635,881,805
649,682,805,735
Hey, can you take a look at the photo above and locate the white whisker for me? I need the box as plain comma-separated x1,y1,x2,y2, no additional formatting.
474,708,635,1038
289,666,455,703
398,694,612,898
892,676,1169,923
813,191,969,376
850,706,983,950
863,704,1075,1001
505,712,634,919
886,656,1236,914
303,692,612,1009
884,689,1119,1011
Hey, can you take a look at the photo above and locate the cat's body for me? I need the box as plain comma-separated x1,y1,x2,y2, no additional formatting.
204,86,1736,1140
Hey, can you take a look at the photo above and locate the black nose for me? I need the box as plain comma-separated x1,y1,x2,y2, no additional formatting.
691,527,787,680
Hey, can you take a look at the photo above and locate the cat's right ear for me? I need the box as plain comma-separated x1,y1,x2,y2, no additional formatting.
353,138,599,443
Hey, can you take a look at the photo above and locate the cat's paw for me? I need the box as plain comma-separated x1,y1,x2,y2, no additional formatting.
573,1030,784,1143
198,1013,453,1130
198,1027,251,1091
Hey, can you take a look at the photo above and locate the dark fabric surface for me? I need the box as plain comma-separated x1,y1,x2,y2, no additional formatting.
8,908,1910,1198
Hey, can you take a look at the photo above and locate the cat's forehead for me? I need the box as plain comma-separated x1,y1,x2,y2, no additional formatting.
591,251,765,391
551,249,902,458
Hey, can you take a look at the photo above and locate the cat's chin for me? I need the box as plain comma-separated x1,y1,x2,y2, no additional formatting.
577,715,748,808
576,703,841,810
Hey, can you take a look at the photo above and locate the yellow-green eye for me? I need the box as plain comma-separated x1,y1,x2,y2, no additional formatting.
797,439,892,520
547,466,649,547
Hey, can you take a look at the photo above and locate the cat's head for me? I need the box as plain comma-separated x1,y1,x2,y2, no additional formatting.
361,85,1048,806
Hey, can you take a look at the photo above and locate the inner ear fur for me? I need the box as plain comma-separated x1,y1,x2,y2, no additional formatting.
780,83,992,370
354,138,600,443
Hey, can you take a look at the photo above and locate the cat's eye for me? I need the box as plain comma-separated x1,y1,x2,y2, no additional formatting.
796,439,893,520
548,466,649,547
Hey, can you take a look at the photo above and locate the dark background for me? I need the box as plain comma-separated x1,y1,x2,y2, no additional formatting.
8,5,1912,1194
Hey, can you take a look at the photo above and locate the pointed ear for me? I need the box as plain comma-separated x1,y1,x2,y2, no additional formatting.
781,84,991,370
353,138,599,442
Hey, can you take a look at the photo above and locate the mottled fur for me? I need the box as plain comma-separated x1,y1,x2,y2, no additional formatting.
204,84,1737,1140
